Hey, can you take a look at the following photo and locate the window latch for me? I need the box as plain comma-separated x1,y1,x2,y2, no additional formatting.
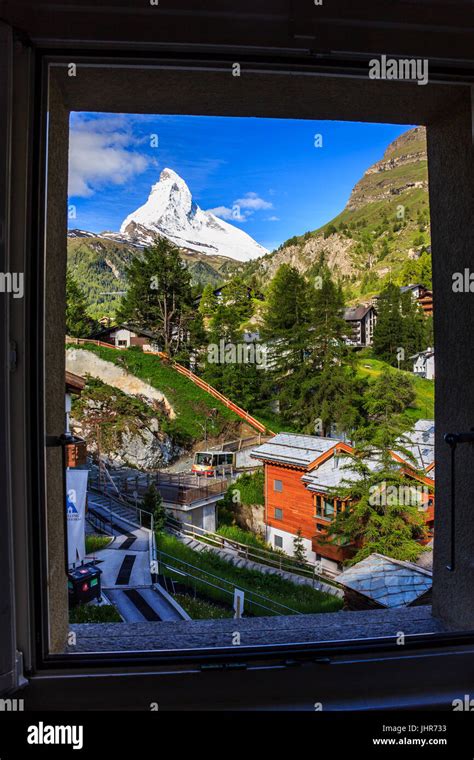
45,432,77,574
444,429,474,571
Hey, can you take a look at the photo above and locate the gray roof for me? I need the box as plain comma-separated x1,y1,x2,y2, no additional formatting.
302,452,380,492
400,284,424,293
410,349,434,360
89,323,160,341
344,304,373,321
251,433,337,468
337,553,432,608
415,540,433,570
396,419,435,471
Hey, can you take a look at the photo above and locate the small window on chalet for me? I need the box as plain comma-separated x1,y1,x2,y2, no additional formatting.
274,535,283,548
274,479,283,492
315,495,335,518
274,508,283,520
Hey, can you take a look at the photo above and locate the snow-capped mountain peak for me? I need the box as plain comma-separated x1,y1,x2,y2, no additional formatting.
118,168,268,262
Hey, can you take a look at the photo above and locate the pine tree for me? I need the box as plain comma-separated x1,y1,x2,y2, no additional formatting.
327,417,429,564
201,274,270,414
261,264,312,419
198,283,218,318
359,367,416,445
293,528,307,564
66,271,96,337
117,239,193,355
297,271,361,436
373,283,404,365
142,484,166,532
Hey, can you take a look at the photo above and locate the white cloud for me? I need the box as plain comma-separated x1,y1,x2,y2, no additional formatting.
68,116,149,197
266,215,280,221
207,192,273,222
207,205,246,222
235,192,273,211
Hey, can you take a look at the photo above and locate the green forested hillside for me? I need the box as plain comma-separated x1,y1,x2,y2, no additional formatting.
242,126,431,301
67,235,243,319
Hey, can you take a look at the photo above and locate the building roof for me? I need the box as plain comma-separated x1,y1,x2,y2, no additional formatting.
410,349,434,360
65,370,86,394
88,323,159,340
343,304,373,321
302,451,380,492
400,283,425,293
251,432,337,468
397,419,435,471
337,553,432,608
415,540,433,570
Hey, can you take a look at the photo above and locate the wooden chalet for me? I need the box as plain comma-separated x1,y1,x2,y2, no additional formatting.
251,420,435,575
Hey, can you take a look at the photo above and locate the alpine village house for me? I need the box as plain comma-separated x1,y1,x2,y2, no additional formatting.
251,420,435,575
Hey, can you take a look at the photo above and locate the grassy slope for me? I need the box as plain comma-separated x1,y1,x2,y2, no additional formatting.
67,342,257,444
157,532,342,615
356,354,434,421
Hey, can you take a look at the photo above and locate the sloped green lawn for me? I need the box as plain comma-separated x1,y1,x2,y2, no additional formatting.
356,355,434,421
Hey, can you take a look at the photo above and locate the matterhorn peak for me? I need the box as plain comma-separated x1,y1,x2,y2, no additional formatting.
158,167,183,182
118,169,268,262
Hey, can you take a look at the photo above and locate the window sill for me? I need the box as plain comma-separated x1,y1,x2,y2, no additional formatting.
68,605,446,654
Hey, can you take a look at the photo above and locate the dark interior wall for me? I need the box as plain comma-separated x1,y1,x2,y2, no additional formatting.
44,74,70,652
427,93,474,628
0,19,16,694
2,0,474,62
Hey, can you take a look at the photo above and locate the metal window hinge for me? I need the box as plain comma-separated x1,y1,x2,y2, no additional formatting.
9,340,17,372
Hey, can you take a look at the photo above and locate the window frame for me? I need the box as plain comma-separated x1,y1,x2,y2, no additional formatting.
15,44,474,687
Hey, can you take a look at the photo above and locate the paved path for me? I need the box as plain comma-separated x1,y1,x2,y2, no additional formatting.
86,493,189,622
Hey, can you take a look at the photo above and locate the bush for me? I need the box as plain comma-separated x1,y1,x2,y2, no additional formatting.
323,224,338,239
85,534,112,554
69,604,121,623
173,593,233,620
217,524,268,549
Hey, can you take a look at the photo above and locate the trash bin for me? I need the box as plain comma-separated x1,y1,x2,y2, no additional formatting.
68,565,102,607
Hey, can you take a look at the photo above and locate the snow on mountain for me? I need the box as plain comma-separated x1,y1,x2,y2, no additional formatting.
117,168,268,262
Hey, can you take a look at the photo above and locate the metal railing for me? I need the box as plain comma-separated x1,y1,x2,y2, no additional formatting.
89,467,230,506
166,515,343,592
156,548,302,617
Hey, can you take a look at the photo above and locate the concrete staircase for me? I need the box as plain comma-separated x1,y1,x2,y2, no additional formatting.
88,490,141,526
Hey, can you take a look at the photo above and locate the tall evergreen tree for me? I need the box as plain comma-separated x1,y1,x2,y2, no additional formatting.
117,239,193,355
372,283,404,365
297,272,361,436
261,264,312,415
198,283,218,318
202,275,268,413
327,404,428,564
66,271,96,337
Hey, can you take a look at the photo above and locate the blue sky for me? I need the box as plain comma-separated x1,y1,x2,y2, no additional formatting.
68,113,414,252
